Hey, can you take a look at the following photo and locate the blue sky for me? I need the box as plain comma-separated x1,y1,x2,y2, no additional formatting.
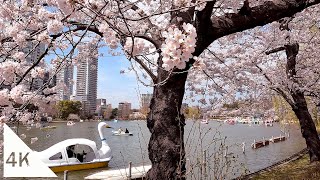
45,46,153,109
97,50,152,109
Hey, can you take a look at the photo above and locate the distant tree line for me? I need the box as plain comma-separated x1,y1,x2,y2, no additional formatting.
56,100,82,120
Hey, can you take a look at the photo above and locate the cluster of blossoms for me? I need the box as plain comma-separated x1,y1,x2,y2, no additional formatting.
47,19,64,34
0,89,10,106
56,0,73,15
31,67,46,78
0,61,21,83
13,52,26,62
174,0,207,11
98,23,120,49
5,23,27,45
85,0,106,10
161,23,197,71
124,38,150,56
10,85,26,104
19,113,33,124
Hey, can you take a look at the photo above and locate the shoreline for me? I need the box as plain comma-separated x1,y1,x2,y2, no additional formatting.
235,147,308,179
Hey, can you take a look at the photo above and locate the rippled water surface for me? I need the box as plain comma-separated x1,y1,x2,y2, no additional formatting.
0,120,305,179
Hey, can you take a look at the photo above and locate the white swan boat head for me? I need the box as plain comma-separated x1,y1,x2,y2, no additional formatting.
35,122,112,172
66,121,75,126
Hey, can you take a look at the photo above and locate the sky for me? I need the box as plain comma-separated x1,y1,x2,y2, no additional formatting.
96,49,152,109
45,46,153,109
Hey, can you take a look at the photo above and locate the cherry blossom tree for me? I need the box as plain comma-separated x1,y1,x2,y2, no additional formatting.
0,0,320,179
196,6,320,163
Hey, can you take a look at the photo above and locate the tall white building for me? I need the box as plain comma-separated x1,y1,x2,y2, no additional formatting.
76,49,98,115
56,65,74,100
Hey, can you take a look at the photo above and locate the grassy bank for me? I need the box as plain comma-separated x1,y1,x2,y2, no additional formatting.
248,125,320,180
250,154,320,180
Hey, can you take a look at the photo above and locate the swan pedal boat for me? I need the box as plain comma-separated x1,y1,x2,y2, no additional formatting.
67,121,76,126
35,122,112,173
112,131,133,136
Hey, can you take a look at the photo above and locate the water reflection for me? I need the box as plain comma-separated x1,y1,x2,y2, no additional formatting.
0,120,305,179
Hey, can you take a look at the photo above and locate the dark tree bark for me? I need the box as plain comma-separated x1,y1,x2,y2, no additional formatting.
291,91,320,162
146,69,188,179
145,1,320,179
285,44,320,162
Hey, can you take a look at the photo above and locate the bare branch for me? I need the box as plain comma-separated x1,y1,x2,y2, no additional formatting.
265,46,286,55
273,87,295,107
209,0,320,40
133,56,157,82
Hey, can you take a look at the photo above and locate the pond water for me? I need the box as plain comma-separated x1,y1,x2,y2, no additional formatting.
0,120,305,179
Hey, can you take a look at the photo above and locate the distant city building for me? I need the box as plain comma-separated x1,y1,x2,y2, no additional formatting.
0,40,47,91
24,42,46,90
23,42,46,64
75,47,98,115
96,99,107,117
104,104,113,119
56,65,74,100
118,102,131,119
43,71,57,88
96,99,106,106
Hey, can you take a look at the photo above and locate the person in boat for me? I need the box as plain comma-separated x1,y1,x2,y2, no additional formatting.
67,145,76,158
75,150,87,162
125,128,129,133
67,145,86,162
118,127,123,133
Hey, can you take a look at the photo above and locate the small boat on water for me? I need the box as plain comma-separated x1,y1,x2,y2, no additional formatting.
224,119,235,125
35,122,112,173
200,119,208,124
265,119,273,127
67,121,76,126
112,130,133,136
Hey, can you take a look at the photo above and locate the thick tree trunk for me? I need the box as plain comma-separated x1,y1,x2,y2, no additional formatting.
291,91,320,162
146,70,188,179
285,43,320,162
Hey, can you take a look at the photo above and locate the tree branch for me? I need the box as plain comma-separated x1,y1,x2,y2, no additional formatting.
133,56,157,82
216,0,319,36
208,0,320,49
265,46,286,55
272,87,295,107
193,1,217,55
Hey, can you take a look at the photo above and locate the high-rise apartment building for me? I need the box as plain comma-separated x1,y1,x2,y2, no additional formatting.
24,42,46,90
118,102,131,119
56,65,74,100
23,42,46,64
75,48,98,115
